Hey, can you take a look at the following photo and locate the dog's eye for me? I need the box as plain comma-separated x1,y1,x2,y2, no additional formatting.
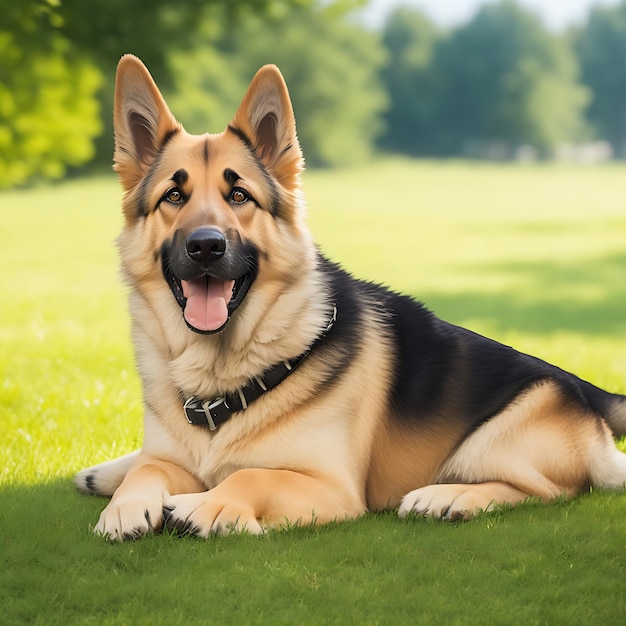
230,188,249,205
164,188,184,205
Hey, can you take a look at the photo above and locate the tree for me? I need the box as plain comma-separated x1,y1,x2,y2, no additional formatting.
2,0,358,187
432,1,589,157
379,1,589,158
0,2,102,187
55,0,330,81
574,1,626,157
379,7,440,155
55,0,341,171
166,5,387,167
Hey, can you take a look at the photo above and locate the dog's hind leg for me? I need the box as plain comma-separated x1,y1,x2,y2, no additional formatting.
399,446,626,521
399,380,626,521
74,450,141,496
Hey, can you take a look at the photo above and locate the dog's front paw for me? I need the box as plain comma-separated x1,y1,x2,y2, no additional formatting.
94,495,165,541
163,492,264,537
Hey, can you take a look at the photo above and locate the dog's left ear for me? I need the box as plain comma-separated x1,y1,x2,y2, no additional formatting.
230,65,303,190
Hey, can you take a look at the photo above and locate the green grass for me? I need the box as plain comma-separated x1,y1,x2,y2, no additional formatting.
2,159,626,624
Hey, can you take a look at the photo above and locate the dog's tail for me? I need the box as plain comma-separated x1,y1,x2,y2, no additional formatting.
577,379,626,437
74,450,140,496
603,395,626,437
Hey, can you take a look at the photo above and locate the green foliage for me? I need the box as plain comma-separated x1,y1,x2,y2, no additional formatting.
54,0,323,78
166,47,248,137
166,5,387,167
381,1,590,158
3,0,363,187
59,0,371,170
574,1,626,157
1,166,626,623
7,0,626,189
379,7,440,154
0,2,102,187
238,8,386,167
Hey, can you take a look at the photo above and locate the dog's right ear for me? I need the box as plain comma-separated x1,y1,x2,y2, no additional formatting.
113,55,180,191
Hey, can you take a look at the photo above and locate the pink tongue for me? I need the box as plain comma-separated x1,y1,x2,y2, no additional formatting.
181,277,235,332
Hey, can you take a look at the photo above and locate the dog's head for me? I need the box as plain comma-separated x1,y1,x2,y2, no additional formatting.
113,55,309,335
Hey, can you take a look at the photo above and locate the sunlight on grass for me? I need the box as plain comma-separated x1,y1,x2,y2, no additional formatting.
0,177,141,484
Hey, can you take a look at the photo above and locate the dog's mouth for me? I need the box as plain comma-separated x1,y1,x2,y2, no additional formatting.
162,252,257,335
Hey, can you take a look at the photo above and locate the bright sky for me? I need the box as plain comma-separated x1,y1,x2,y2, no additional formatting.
360,0,622,30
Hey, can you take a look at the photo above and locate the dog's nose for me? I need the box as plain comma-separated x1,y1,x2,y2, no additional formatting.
186,228,226,265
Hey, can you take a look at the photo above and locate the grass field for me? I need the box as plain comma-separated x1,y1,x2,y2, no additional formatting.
2,159,626,624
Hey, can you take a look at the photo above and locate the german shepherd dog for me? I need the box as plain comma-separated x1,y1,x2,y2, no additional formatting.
75,55,626,540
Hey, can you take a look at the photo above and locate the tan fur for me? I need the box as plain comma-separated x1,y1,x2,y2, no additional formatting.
437,381,597,497
366,420,462,511
164,469,360,536
75,55,626,540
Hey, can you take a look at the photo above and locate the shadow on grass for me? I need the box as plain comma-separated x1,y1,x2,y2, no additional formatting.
414,252,626,336
2,479,625,624
0,479,104,549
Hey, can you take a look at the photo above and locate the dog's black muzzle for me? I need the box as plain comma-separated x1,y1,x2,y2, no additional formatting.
161,227,258,334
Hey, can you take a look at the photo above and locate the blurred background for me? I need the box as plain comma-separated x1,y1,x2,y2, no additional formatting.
2,0,626,188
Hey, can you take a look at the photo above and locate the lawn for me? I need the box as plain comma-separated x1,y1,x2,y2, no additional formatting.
2,159,626,624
